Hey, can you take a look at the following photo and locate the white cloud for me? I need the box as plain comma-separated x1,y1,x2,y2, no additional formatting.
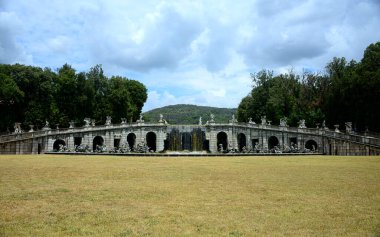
1,0,380,111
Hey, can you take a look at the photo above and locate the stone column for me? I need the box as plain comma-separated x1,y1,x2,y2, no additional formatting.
156,129,165,152
208,129,218,153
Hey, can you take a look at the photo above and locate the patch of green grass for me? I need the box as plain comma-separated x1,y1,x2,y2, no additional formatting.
0,155,380,236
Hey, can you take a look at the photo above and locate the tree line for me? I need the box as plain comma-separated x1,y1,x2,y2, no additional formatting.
0,64,147,132
237,42,380,132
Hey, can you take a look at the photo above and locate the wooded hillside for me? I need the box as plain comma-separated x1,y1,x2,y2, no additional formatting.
143,104,236,124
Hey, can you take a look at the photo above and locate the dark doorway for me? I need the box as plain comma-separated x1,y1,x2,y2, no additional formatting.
127,133,136,151
290,137,297,147
93,136,104,151
38,143,42,154
74,137,82,146
203,139,210,151
329,143,332,155
237,133,246,151
182,132,192,151
268,136,279,149
164,133,170,151
53,139,66,151
305,140,318,151
114,139,120,149
146,132,156,152
217,132,228,151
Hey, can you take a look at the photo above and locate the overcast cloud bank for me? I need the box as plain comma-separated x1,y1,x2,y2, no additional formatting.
1,0,379,111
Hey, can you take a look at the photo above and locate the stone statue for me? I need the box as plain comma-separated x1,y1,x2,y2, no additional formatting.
121,118,127,124
105,116,112,126
298,120,306,129
210,114,215,123
42,121,50,130
261,116,266,126
137,115,144,124
91,119,96,127
84,118,91,127
322,120,329,130
280,117,288,127
345,122,352,134
219,144,224,152
229,114,237,124
28,125,34,132
69,121,75,129
334,124,340,133
14,122,22,134
248,117,256,124
199,116,202,126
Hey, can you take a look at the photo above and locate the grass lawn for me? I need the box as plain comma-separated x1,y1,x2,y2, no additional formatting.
0,155,380,236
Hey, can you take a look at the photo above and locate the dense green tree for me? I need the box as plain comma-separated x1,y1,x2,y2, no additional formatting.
108,76,132,122
55,64,78,126
0,63,148,132
75,72,95,124
0,71,24,131
125,79,148,121
86,65,112,124
238,42,380,132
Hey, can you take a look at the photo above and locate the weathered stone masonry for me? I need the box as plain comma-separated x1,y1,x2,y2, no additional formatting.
1,121,379,155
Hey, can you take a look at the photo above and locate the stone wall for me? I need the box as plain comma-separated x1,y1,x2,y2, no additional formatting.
0,123,379,155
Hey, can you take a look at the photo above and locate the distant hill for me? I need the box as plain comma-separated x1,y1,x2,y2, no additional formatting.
142,104,237,124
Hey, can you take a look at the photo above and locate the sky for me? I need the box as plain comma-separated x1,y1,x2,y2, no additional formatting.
1,0,379,111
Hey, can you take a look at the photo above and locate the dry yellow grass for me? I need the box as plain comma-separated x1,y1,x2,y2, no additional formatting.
0,155,380,236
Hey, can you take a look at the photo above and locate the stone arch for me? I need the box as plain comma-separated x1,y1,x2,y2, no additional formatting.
217,131,228,152
53,139,66,151
237,133,246,152
182,132,192,151
305,139,318,151
268,136,279,149
146,132,156,152
127,133,136,151
93,136,104,151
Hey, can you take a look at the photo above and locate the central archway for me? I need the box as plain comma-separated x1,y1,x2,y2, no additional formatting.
237,133,246,151
127,133,136,151
268,136,279,149
93,136,104,151
217,132,228,151
182,132,192,151
146,132,156,152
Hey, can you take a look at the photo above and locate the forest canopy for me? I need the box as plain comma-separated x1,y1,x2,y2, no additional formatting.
237,42,380,132
0,64,147,132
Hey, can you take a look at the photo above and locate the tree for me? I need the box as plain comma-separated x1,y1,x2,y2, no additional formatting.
86,65,112,124
238,41,380,132
125,79,147,121
0,70,24,131
109,76,132,122
0,63,148,132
